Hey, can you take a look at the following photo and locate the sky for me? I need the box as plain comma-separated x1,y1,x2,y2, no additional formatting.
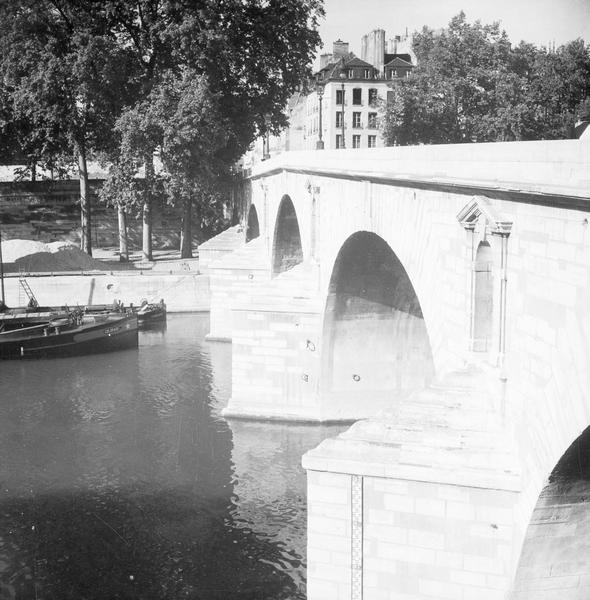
315,0,590,64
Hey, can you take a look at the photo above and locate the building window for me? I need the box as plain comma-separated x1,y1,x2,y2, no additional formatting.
352,135,361,148
368,88,378,106
352,88,362,105
368,135,377,148
368,113,377,129
352,112,362,128
364,69,371,79
347,69,354,78
336,134,344,149
336,89,345,105
336,112,343,127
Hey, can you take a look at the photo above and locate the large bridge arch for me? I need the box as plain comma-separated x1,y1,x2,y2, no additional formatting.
513,424,590,597
271,195,303,276
320,231,435,404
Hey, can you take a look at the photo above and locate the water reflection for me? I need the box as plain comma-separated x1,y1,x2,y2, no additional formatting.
0,314,342,599
228,421,345,592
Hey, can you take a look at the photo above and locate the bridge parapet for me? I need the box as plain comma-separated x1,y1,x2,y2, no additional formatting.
252,139,590,206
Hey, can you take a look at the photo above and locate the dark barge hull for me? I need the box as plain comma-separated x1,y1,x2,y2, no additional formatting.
0,314,138,359
136,303,167,329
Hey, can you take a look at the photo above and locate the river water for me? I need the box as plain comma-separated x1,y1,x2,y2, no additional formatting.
0,314,345,600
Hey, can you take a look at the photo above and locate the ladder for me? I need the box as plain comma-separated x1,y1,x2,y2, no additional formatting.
19,273,38,308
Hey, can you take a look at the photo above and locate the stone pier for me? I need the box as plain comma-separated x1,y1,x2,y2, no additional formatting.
303,368,526,600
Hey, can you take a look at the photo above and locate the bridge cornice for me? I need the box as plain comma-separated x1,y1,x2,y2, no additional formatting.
250,140,590,210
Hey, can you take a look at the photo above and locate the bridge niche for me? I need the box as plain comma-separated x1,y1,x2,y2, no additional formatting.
513,426,590,598
473,241,494,352
321,232,434,402
245,204,260,243
272,195,303,276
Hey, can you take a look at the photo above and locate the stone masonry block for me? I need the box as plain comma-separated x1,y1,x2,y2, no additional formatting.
378,542,436,565
462,585,505,600
393,512,448,534
308,532,350,551
307,515,348,536
383,493,415,513
418,578,463,599
366,508,395,525
446,501,476,521
463,555,504,575
475,505,515,526
306,578,338,600
308,484,350,507
438,485,471,503
415,497,446,518
435,550,464,569
450,569,487,587
408,529,445,550
365,523,408,544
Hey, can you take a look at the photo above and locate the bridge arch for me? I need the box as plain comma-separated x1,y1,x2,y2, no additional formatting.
272,195,303,276
320,231,434,403
245,204,260,243
514,425,590,596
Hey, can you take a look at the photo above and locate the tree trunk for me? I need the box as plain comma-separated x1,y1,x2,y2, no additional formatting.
77,143,92,256
117,204,129,262
142,153,153,261
180,197,193,259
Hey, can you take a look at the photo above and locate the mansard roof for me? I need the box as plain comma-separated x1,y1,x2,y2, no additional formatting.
315,53,379,83
383,56,414,68
343,56,375,69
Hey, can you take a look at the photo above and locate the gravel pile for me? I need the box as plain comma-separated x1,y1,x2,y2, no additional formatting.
1,239,106,272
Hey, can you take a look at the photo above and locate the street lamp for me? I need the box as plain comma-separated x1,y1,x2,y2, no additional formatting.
339,71,346,149
316,80,324,150
262,114,271,160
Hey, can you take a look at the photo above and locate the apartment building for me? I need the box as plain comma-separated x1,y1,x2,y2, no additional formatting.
242,30,415,164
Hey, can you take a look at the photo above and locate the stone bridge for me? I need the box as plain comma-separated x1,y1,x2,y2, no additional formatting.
202,139,590,599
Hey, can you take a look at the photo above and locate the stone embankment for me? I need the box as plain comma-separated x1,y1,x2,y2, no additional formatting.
1,239,208,312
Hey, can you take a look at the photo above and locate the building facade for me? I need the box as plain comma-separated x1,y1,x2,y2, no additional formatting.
297,33,416,152
241,31,416,165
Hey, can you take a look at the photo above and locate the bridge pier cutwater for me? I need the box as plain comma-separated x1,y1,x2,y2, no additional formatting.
205,140,590,598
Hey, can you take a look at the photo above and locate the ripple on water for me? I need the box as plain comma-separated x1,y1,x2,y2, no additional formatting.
0,313,343,599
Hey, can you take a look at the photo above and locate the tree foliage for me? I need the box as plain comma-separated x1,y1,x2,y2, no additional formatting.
0,0,137,252
382,12,590,145
1,0,324,258
96,0,323,258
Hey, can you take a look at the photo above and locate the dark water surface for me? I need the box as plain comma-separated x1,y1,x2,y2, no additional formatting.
0,314,344,600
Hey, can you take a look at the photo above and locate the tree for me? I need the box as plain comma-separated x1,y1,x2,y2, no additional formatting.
98,0,323,259
0,0,136,254
381,12,590,145
157,72,230,258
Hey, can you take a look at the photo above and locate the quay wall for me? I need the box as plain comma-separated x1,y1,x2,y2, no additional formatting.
2,272,210,312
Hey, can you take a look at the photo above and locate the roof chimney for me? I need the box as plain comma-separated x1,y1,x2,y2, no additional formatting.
333,40,349,57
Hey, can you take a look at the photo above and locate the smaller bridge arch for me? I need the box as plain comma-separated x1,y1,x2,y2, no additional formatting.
272,195,303,276
245,204,260,243
321,231,434,403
